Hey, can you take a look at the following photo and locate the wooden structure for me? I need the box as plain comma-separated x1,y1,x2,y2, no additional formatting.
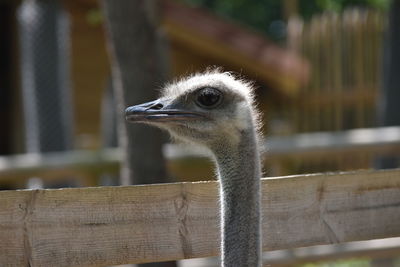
286,9,385,134
1,168,400,266
1,126,400,183
263,9,388,175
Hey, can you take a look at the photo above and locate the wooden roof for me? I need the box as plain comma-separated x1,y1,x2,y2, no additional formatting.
162,0,310,95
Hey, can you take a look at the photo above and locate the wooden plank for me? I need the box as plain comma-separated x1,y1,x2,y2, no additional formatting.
263,237,400,266
181,237,400,267
180,237,400,267
166,126,400,160
297,89,377,108
1,168,400,266
1,127,400,182
265,126,400,159
0,148,120,182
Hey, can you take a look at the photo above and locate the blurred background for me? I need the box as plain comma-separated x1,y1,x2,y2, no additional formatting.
1,0,400,266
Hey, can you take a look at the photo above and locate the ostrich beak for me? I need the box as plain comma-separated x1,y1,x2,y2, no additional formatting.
125,99,204,123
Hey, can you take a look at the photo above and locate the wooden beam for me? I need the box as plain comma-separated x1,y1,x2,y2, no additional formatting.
1,168,400,266
263,237,400,266
165,126,400,160
1,126,400,182
0,148,120,182
297,89,377,107
266,126,400,159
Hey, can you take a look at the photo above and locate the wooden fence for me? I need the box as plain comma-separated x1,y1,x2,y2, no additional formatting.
1,126,399,183
287,9,385,133
1,168,400,266
267,9,388,176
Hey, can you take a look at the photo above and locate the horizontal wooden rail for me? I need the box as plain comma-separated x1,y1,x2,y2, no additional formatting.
263,237,400,266
1,168,400,266
265,126,400,159
0,148,121,182
1,126,400,181
164,126,400,159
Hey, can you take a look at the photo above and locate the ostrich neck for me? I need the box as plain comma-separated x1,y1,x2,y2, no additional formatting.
212,129,262,267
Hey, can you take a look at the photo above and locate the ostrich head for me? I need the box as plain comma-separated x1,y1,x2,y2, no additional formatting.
126,70,263,267
125,71,261,151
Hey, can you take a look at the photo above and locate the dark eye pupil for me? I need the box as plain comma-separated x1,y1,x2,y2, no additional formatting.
197,88,221,108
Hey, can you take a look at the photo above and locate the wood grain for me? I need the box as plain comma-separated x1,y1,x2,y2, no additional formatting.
1,168,400,266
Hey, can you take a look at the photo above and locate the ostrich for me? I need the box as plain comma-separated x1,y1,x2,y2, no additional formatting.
125,71,262,267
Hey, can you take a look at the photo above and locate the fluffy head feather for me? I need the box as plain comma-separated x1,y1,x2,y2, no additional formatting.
160,70,263,146
126,69,263,157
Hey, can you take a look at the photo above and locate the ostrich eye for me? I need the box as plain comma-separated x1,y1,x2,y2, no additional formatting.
195,87,223,108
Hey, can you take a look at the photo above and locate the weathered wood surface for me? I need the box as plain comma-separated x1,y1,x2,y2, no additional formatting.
1,169,400,266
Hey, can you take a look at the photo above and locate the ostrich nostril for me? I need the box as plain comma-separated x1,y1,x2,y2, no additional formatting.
142,100,164,111
151,103,164,110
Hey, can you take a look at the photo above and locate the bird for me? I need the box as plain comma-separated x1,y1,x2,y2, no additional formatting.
125,70,262,267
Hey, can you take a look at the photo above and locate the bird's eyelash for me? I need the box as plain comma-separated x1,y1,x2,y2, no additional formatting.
184,93,190,102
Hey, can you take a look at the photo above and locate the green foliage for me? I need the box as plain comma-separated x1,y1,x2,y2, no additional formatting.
86,8,103,26
179,0,390,40
299,0,390,20
301,258,370,267
180,0,282,38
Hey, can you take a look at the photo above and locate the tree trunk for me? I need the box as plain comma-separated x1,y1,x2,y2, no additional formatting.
101,0,169,186
101,1,175,266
